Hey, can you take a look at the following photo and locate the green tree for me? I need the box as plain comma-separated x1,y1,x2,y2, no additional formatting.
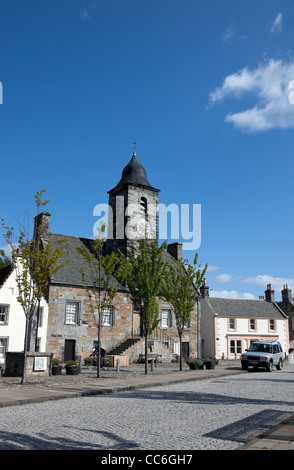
76,222,125,378
162,253,207,371
0,249,11,268
1,190,68,384
120,238,167,375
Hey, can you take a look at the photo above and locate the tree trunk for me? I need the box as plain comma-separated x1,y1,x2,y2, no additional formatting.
179,332,183,371
145,332,148,375
21,316,30,384
97,315,101,378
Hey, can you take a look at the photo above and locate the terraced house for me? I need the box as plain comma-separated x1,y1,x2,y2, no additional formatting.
200,281,289,359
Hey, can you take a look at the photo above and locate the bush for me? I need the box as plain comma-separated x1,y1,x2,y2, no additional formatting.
187,358,203,370
52,358,62,366
66,360,78,367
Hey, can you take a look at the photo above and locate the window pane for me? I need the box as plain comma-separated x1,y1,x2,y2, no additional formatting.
0,306,6,323
102,307,112,326
161,309,171,328
230,340,235,353
65,302,79,324
237,340,242,354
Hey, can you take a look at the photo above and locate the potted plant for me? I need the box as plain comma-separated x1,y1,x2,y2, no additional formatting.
65,360,80,375
203,357,216,369
51,358,63,375
84,357,94,366
187,359,203,370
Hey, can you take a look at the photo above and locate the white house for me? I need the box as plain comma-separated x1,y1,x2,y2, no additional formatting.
0,264,48,365
200,281,289,360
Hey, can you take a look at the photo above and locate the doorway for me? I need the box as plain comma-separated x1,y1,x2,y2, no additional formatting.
64,339,76,363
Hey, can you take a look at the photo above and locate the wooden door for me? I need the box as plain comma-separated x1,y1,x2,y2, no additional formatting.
64,339,76,362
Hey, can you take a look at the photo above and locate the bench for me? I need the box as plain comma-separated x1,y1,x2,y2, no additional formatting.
138,353,162,364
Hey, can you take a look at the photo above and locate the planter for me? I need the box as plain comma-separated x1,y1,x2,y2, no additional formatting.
204,362,215,369
187,360,203,370
66,367,80,375
51,366,62,376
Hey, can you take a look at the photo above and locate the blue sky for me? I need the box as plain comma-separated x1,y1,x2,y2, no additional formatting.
1,0,294,300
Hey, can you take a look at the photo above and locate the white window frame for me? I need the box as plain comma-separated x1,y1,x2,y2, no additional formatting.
102,306,114,327
249,318,256,331
65,301,80,325
0,305,8,324
269,319,276,331
161,308,172,328
229,318,236,330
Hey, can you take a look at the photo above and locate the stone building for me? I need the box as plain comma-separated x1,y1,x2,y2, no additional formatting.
41,151,199,364
276,285,294,350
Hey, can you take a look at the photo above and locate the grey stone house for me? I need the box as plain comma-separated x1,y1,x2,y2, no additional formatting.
39,151,199,364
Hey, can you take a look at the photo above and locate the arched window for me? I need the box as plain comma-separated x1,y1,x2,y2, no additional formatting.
139,196,147,218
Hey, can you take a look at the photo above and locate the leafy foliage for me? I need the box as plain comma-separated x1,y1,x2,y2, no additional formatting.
118,238,167,374
75,221,125,377
162,253,207,370
1,190,68,383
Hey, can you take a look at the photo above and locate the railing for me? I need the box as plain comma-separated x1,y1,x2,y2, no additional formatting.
132,326,177,355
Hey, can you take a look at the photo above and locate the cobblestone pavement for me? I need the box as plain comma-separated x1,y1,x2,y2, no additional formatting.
0,362,294,450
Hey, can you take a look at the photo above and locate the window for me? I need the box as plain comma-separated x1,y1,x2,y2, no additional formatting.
230,339,242,355
229,318,235,330
102,306,114,326
269,319,276,331
65,301,79,324
161,309,172,328
0,338,7,358
249,319,256,330
139,197,147,217
0,305,8,324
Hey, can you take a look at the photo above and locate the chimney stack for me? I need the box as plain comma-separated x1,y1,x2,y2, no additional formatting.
33,212,51,244
281,284,292,303
265,284,275,303
167,242,182,261
200,278,209,298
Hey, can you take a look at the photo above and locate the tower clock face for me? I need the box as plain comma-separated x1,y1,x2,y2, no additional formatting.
136,218,150,236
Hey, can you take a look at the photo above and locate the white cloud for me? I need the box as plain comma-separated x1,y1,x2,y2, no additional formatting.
242,274,294,293
209,58,294,131
271,13,283,33
210,290,256,300
216,273,233,283
206,265,221,272
222,24,235,44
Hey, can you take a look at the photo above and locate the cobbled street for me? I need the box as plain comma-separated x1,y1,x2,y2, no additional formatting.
0,363,294,451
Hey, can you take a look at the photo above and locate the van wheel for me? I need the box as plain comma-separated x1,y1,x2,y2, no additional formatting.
266,361,273,372
276,360,283,370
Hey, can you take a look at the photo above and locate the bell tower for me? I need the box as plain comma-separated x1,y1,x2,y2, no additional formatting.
107,149,160,257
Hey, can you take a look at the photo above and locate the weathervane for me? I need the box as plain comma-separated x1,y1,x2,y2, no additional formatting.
132,140,137,154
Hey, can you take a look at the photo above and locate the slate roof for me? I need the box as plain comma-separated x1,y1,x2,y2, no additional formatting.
109,152,159,192
46,234,127,291
204,297,287,319
0,264,13,289
46,233,180,292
